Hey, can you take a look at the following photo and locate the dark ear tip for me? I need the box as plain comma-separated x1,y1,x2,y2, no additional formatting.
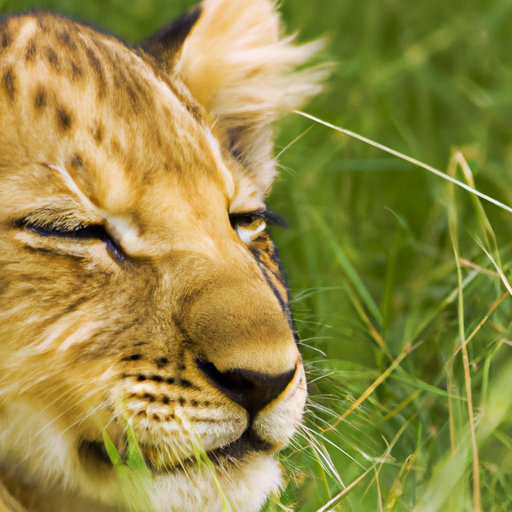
141,6,202,71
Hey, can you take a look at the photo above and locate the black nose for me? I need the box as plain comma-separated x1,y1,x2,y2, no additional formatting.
197,359,295,417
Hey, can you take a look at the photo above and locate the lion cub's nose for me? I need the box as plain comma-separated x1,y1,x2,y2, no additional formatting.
197,359,296,416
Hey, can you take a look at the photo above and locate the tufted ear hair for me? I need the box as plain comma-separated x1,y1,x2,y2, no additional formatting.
142,7,203,75
143,0,325,194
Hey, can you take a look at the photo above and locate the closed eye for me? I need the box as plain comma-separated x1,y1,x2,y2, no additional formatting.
15,219,125,261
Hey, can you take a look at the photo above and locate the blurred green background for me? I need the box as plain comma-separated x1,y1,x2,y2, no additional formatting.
3,0,512,510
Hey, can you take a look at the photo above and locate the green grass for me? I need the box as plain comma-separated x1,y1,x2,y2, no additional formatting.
4,0,512,510
103,426,155,512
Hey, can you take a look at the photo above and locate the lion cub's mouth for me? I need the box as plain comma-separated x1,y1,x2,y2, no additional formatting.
78,429,273,474
79,439,113,468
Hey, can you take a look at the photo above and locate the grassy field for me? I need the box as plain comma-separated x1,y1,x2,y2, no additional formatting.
3,0,512,510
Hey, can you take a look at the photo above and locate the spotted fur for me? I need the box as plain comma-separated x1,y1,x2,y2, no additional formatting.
0,1,324,511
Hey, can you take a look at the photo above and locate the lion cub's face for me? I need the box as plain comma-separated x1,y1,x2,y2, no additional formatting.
0,1,322,511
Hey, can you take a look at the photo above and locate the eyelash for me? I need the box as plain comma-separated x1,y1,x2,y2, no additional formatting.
16,220,125,261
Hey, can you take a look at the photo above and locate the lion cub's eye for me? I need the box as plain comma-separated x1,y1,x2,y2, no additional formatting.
229,210,287,245
29,223,106,239
17,220,124,261
235,217,267,244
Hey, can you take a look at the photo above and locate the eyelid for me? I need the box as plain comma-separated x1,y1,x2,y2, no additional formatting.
15,217,125,262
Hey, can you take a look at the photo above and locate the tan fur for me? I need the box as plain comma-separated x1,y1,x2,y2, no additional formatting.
175,0,325,195
0,1,322,511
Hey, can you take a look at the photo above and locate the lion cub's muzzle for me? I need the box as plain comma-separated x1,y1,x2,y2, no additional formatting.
97,262,307,472
101,357,306,472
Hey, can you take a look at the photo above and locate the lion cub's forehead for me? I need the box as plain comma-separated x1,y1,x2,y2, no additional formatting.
0,13,237,227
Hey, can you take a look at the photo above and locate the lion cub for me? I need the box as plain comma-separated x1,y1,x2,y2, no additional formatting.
0,0,323,510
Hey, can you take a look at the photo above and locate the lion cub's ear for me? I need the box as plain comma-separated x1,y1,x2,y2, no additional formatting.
143,0,325,194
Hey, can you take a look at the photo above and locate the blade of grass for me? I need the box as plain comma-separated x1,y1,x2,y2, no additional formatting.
102,428,155,512
295,111,512,215
276,124,315,159
450,151,501,266
322,343,418,432
360,412,419,507
385,454,416,511
447,291,508,365
315,463,376,512
382,389,422,421
311,208,384,328
186,419,231,512
447,165,482,512
417,356,512,512
478,243,512,297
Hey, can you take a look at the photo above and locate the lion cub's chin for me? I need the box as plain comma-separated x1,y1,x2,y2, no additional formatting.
0,399,283,512
152,455,283,512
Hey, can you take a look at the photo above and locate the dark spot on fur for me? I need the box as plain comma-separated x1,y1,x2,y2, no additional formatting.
34,87,47,109
56,31,76,51
162,396,170,405
64,296,89,313
57,108,72,131
143,393,155,402
111,66,124,90
38,18,49,33
70,154,83,168
46,47,60,71
110,136,121,155
150,375,163,382
124,83,137,107
153,129,163,148
180,379,193,388
112,71,121,89
3,68,16,101
1,29,12,51
165,378,175,385
178,398,186,406
131,77,144,94
152,415,160,422
203,401,210,407
191,400,198,407
156,357,169,368
25,39,37,62
186,103,201,120
92,122,104,144
137,411,146,417
121,354,141,362
71,62,83,80
137,375,146,382
130,77,153,108
84,46,107,98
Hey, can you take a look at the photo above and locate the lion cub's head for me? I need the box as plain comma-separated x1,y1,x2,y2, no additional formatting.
0,0,323,510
